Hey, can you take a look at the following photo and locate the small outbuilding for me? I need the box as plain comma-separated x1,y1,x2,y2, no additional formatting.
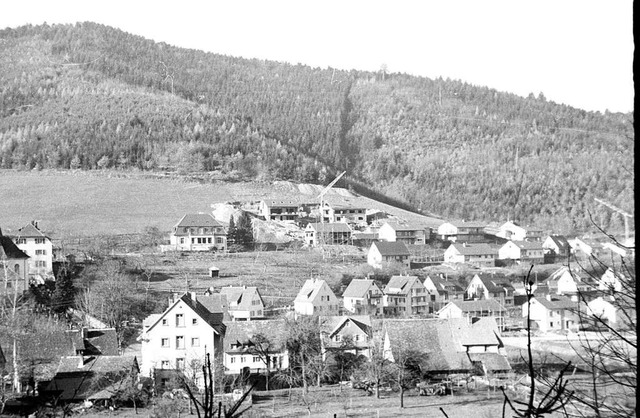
209,265,220,278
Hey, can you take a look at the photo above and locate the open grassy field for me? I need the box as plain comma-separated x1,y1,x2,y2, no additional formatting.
0,170,443,239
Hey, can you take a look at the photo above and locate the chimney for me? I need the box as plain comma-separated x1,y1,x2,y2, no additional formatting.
78,353,85,368
546,294,552,301
190,291,197,302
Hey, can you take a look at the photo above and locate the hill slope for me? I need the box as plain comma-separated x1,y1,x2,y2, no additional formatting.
0,23,634,234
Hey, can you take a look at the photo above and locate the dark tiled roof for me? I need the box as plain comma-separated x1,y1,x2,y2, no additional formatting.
182,294,227,335
468,352,511,371
0,235,29,259
342,279,378,298
262,199,300,207
220,286,263,311
514,241,544,250
383,222,425,232
174,213,222,228
384,318,473,373
546,235,571,250
384,275,421,295
371,241,410,256
450,243,496,256
475,275,515,292
451,221,487,229
224,320,288,353
321,315,372,337
84,328,119,356
533,295,577,310
16,223,47,238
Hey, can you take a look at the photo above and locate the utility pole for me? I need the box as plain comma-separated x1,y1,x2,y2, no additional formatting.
594,198,634,244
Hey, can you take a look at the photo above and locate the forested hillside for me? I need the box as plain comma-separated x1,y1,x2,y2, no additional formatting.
0,22,634,233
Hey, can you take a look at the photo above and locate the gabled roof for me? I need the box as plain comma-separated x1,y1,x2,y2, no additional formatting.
384,275,421,295
46,356,139,401
427,276,465,294
219,286,263,311
294,279,334,304
445,299,506,313
474,274,515,292
545,235,571,250
450,221,487,229
468,352,511,371
463,317,503,346
0,233,29,259
342,279,379,298
513,240,543,250
145,293,226,335
84,328,119,356
384,318,473,372
532,295,577,311
16,222,49,238
262,199,300,207
449,243,496,256
307,222,352,233
371,241,410,256
382,222,425,232
174,213,222,228
321,315,372,338
223,320,288,353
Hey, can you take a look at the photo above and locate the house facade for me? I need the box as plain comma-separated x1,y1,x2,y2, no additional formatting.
170,213,227,252
542,235,572,259
139,293,225,388
321,316,372,359
322,201,366,226
444,243,496,267
378,222,429,245
423,275,465,314
259,200,300,223
223,320,289,376
437,299,507,330
367,241,410,269
383,275,427,316
1,229,30,296
13,222,53,279
496,221,543,242
437,221,486,243
294,278,340,316
342,279,384,315
525,295,580,333
219,286,265,321
545,267,580,295
465,274,515,307
304,223,352,246
498,241,544,264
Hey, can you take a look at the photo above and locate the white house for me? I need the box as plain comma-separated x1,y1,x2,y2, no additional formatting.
498,240,544,264
437,221,486,243
294,278,340,316
139,293,225,388
321,199,367,226
13,221,53,280
597,268,622,293
378,222,429,245
367,241,410,269
383,275,428,316
542,235,572,258
437,299,507,330
524,295,580,333
304,223,352,247
496,221,543,242
219,286,265,321
444,243,496,267
545,267,580,295
223,320,289,377
585,297,618,328
321,315,372,359
170,213,227,251
342,279,384,315
259,200,300,223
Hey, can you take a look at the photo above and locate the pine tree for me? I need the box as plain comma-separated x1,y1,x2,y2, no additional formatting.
236,211,254,250
226,215,237,247
52,263,76,314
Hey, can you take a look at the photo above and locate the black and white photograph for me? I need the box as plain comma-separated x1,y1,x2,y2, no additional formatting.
0,1,634,416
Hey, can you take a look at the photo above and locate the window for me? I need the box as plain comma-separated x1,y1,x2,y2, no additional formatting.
191,337,200,347
191,238,195,244
216,237,224,244
16,238,26,244
161,360,170,369
14,264,20,274
355,335,360,342
176,358,185,369
176,314,185,327
253,356,260,363
230,357,236,364
36,261,47,268
162,318,168,326
240,356,246,363
176,336,185,349
335,334,341,342
161,338,169,348
549,322,554,328
207,237,212,244
180,237,185,244
35,249,46,255
192,318,198,325
35,238,45,244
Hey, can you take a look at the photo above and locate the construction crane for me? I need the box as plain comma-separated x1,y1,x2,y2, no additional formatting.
594,197,634,244
317,171,346,223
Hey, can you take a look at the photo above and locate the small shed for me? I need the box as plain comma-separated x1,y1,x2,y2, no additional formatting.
209,265,220,278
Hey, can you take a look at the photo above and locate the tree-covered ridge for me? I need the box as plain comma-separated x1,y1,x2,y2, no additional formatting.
0,22,634,234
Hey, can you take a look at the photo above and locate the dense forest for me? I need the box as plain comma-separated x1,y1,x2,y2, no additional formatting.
0,22,634,234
